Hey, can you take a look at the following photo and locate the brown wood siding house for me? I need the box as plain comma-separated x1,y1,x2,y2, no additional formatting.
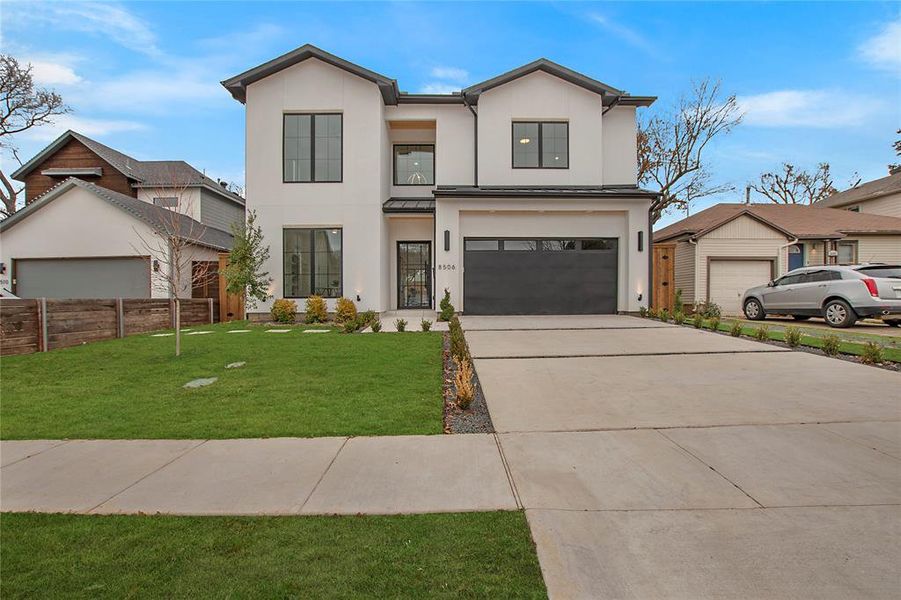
23,138,137,204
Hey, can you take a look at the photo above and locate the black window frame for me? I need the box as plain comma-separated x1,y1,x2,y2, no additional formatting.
283,113,343,184
393,143,436,186
282,227,343,299
511,121,570,169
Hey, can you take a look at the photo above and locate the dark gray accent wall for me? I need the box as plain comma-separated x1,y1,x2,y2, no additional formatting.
15,257,150,299
200,188,245,233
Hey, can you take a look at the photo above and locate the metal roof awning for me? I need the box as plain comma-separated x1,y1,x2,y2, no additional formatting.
381,198,435,214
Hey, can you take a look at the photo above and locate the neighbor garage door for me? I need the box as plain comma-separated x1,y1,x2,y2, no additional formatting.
14,257,150,299
708,259,773,315
463,238,618,315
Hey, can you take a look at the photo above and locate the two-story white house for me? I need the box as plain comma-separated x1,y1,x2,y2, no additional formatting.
222,45,657,317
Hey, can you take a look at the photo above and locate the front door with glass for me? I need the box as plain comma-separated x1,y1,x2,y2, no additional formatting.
398,242,432,309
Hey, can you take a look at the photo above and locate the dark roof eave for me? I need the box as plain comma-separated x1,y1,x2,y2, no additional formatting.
433,186,659,199
463,58,624,102
222,44,399,105
396,93,464,105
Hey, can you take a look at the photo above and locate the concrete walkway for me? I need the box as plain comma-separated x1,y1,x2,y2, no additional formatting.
1,434,517,515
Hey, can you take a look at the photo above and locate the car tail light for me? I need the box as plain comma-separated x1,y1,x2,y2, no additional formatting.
862,278,879,297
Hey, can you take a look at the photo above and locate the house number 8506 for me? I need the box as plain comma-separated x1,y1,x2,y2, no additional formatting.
437,264,456,271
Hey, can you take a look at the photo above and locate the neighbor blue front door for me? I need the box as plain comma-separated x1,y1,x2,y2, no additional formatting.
788,244,804,271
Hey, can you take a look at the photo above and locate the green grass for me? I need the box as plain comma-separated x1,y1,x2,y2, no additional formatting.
712,319,901,362
0,323,444,439
0,511,547,599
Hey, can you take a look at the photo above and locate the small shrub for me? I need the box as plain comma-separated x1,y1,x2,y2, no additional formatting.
421,319,432,332
692,313,704,329
335,297,357,323
822,334,841,356
860,341,884,365
449,316,469,362
271,299,297,324
341,318,359,333
694,301,722,319
638,306,648,318
304,296,327,323
729,320,743,337
358,310,377,328
370,319,382,333
784,326,802,348
659,308,670,322
708,316,721,332
394,318,407,332
647,308,658,319
673,311,685,325
438,289,455,321
674,288,683,313
454,357,475,409
754,325,770,341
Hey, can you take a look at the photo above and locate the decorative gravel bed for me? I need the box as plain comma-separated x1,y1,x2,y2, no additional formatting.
442,333,494,434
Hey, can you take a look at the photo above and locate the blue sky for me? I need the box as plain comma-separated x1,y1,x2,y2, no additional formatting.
2,1,899,227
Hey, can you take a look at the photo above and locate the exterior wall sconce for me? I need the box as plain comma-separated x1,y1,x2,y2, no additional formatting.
152,259,160,272
355,290,361,302
444,230,450,252
637,231,644,252
637,293,643,301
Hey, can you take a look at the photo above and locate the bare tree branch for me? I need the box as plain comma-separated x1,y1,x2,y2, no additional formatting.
750,162,839,205
638,78,743,223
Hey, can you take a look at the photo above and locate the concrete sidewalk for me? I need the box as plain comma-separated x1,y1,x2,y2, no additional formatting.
0,434,517,515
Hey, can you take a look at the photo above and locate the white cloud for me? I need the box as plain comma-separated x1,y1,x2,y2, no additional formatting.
586,13,656,56
68,70,225,114
737,89,883,128
419,83,460,94
430,66,468,83
858,19,901,71
28,61,82,86
4,1,160,57
21,115,146,141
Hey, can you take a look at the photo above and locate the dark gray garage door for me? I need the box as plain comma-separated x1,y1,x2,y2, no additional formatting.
463,238,618,315
14,257,150,299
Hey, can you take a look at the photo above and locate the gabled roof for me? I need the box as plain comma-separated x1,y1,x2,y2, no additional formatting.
815,170,901,209
654,203,901,243
0,178,234,251
11,130,244,205
462,58,655,107
222,44,400,104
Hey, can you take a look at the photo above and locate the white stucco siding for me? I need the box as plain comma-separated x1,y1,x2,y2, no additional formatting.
477,72,605,186
853,235,901,264
601,106,638,185
387,216,435,310
385,104,474,187
244,58,389,313
0,186,212,299
695,216,790,303
435,197,650,313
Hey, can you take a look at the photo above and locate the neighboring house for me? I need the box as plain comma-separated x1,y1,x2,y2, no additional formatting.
814,168,901,218
653,203,901,315
0,131,244,299
222,44,656,317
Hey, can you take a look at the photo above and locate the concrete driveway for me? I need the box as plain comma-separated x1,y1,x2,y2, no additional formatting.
461,314,901,599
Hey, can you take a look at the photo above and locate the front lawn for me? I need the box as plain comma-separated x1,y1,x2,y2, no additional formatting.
0,323,443,439
1,511,547,599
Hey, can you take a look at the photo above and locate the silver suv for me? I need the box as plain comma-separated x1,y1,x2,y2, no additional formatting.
742,264,901,328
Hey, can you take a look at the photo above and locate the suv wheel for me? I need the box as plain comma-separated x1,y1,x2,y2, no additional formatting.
884,320,900,328
743,298,765,321
823,299,857,328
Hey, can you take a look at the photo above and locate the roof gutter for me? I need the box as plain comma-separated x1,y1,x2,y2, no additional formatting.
462,94,478,186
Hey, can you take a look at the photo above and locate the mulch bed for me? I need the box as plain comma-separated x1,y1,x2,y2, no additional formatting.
442,332,494,434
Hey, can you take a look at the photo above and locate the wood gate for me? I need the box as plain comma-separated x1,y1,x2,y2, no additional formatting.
217,253,245,322
652,244,675,313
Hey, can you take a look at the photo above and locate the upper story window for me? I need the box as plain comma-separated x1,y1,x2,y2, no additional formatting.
512,121,568,169
394,144,435,186
284,113,342,183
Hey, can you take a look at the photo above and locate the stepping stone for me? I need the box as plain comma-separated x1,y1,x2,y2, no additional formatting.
227,329,251,333
225,361,246,369
266,329,291,333
186,331,213,336
183,377,217,389
303,329,329,333
181,328,193,332
151,333,174,337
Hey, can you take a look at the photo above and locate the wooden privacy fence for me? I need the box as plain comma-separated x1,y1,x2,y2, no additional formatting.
0,298,217,356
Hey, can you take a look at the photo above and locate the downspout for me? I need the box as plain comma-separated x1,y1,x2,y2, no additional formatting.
462,94,478,186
